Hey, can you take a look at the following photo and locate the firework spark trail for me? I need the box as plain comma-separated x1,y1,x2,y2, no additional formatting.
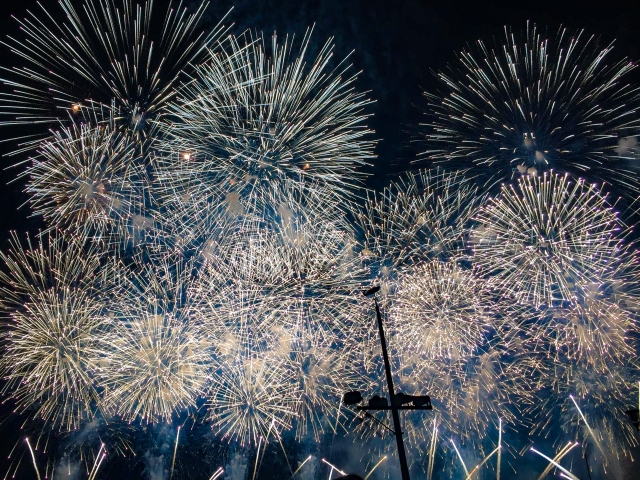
451,440,470,476
421,21,640,193
87,443,104,480
252,436,264,480
25,438,41,480
364,455,387,480
530,447,580,480
465,447,499,480
497,418,502,480
471,171,629,308
570,395,605,457
170,427,180,480
536,442,578,480
0,0,230,143
87,444,106,480
289,456,313,479
156,29,376,214
209,467,224,480
321,458,346,476
426,419,438,480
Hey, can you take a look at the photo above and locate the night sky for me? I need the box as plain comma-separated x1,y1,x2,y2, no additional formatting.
0,0,640,479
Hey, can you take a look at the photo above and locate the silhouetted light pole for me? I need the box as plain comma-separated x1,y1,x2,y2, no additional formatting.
360,286,413,480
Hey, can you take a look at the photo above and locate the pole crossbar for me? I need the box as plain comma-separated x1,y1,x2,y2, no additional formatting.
357,406,433,411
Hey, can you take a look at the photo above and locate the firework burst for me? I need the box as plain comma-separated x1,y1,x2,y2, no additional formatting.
206,347,299,446
390,260,496,362
95,258,208,423
24,123,145,240
357,169,484,292
421,22,640,192
155,29,376,213
471,171,629,308
0,232,108,430
0,0,229,141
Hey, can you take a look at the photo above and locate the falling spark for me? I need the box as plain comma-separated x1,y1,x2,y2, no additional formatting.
536,442,579,480
252,436,264,480
87,443,104,480
497,418,502,480
289,455,313,479
321,458,347,476
531,447,580,480
25,438,41,480
451,440,470,477
570,395,605,456
364,456,387,480
427,419,438,480
170,427,181,480
209,467,224,480
465,447,499,480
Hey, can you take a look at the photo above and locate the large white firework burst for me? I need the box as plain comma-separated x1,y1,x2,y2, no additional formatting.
0,0,229,141
471,171,628,308
192,194,364,337
525,300,636,368
356,169,485,320
24,123,145,239
390,260,496,362
188,198,367,442
95,258,208,423
421,22,640,192
206,346,299,447
521,350,639,456
0,232,108,430
155,29,376,213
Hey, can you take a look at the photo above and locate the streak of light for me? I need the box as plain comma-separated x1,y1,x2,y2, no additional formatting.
170,427,181,480
209,467,224,480
322,458,347,476
530,447,580,480
537,442,579,480
288,455,313,479
451,440,469,477
465,447,499,480
88,443,105,480
25,438,41,480
427,419,438,480
497,418,502,480
570,395,604,456
364,456,387,480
